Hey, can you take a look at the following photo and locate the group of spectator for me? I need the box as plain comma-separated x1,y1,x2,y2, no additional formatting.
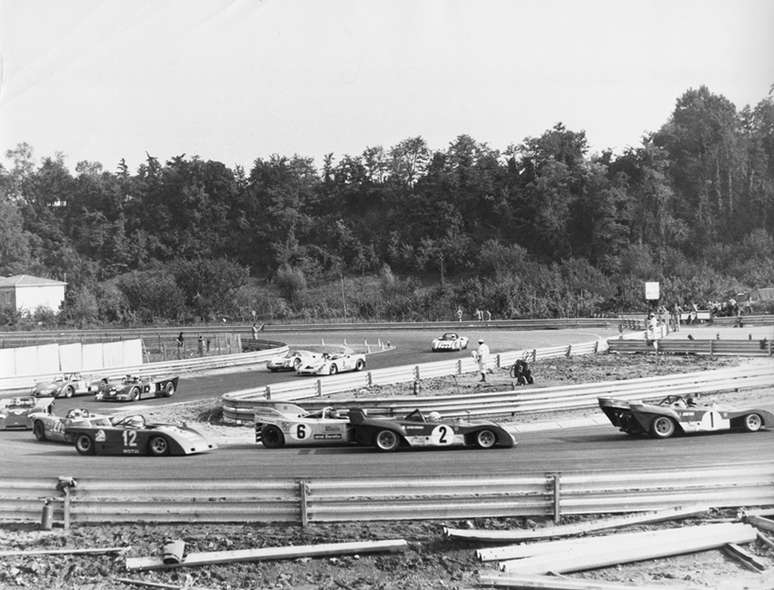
456,307,492,322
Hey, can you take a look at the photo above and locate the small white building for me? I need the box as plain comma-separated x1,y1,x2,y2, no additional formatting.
0,275,67,314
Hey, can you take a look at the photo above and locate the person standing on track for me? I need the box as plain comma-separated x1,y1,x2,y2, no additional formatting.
474,338,490,382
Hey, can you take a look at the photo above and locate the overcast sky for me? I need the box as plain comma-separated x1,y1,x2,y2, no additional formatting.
1,0,772,172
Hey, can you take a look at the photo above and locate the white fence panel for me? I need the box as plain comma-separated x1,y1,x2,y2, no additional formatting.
58,342,82,372
81,342,104,371
14,343,59,376
0,348,15,378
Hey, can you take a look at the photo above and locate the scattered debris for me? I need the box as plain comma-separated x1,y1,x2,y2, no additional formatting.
445,505,710,542
113,577,182,589
126,539,408,571
478,572,705,589
747,515,774,534
723,542,767,572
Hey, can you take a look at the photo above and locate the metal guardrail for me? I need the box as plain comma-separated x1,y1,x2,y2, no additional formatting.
0,346,289,392
608,338,773,356
220,340,606,423
222,356,774,425
3,463,771,526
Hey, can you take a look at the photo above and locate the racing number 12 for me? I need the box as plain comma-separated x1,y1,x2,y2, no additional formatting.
122,430,137,447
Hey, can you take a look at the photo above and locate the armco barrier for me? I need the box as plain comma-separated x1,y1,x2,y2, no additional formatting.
608,338,773,356
222,364,774,424
3,463,771,526
220,340,607,423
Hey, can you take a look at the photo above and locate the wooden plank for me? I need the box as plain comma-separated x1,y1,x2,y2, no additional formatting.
0,546,131,557
446,505,710,542
500,524,757,574
113,578,182,590
723,543,767,572
747,515,774,534
126,539,407,571
479,572,704,590
758,532,774,550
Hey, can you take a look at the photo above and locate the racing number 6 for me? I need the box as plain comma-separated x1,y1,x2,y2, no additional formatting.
122,430,138,447
296,424,306,439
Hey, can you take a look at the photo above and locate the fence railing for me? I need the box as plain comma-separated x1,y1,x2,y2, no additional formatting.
222,361,774,425
4,463,772,527
607,338,773,356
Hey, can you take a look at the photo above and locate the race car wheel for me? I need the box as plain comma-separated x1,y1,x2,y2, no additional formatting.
650,416,676,439
329,364,339,375
355,359,365,371
33,420,46,441
743,413,763,432
164,381,176,397
129,387,140,401
75,434,95,455
148,435,170,456
374,429,399,452
64,386,74,398
261,425,285,448
475,429,497,449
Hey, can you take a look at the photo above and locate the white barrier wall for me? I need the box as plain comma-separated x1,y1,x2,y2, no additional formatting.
0,339,143,378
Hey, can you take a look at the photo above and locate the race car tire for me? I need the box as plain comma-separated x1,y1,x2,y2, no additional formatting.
148,435,170,456
355,359,365,371
129,387,140,401
75,434,95,455
475,429,497,449
374,429,399,452
650,416,676,439
164,381,176,397
268,367,278,372
329,364,339,375
261,425,285,448
64,386,74,398
743,413,763,432
33,420,46,441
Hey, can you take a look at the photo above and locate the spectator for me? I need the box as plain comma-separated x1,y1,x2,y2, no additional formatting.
473,339,490,382
197,335,204,356
456,306,463,322
176,332,184,358
672,302,682,332
252,323,259,340
485,309,492,322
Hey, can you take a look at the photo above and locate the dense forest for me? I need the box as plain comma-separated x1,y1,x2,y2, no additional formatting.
1,85,774,327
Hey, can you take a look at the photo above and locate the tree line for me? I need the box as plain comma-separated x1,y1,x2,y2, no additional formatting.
1,85,774,326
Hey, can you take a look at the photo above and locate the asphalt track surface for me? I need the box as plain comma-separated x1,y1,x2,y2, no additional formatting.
4,327,773,479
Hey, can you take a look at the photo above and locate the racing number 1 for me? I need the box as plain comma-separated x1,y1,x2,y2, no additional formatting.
122,430,137,448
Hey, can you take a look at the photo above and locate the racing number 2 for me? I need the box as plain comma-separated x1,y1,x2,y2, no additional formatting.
122,430,138,448
431,425,452,445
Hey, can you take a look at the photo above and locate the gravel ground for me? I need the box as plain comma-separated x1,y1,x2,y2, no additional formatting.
1,353,773,590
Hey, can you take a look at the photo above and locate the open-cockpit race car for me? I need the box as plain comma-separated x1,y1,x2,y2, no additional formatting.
29,407,113,443
31,372,96,398
431,332,469,352
255,402,350,448
295,350,366,376
598,394,774,439
94,374,179,402
0,397,53,430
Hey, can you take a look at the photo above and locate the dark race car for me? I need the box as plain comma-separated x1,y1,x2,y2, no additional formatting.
599,395,774,439
94,374,179,402
348,408,516,452
29,407,113,443
66,414,215,456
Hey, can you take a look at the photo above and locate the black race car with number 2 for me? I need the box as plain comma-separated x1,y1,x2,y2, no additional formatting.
348,408,516,452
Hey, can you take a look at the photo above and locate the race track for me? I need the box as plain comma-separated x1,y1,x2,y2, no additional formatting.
4,326,772,480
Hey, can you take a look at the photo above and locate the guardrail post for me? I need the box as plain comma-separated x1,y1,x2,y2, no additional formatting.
769,339,773,357
367,371,373,387
565,344,572,358
299,480,310,527
531,349,537,362
457,359,463,375
495,354,501,369
414,366,420,381
265,386,271,401
316,379,323,397
709,339,714,358
594,340,599,353
548,472,561,523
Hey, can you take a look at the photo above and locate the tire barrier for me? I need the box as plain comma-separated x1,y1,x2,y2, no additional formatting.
220,340,606,424
3,462,771,526
221,364,774,424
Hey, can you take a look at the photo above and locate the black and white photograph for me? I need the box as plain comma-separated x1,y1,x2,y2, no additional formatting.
1,1,773,588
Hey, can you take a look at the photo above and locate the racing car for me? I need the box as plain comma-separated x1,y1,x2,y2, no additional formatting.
431,332,469,352
255,402,350,448
0,397,54,430
66,414,215,456
348,408,516,452
266,349,315,372
94,374,179,402
295,349,366,376
31,372,96,398
29,407,112,443
598,395,774,439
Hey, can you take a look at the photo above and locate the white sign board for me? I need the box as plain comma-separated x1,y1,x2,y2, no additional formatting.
645,281,660,301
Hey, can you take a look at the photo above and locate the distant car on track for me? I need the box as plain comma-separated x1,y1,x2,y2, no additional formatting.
94,374,179,402
29,407,113,443
66,414,215,456
0,397,53,430
431,332,469,352
348,408,516,452
598,395,774,439
266,349,315,372
296,350,366,376
31,372,96,398
255,402,350,448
